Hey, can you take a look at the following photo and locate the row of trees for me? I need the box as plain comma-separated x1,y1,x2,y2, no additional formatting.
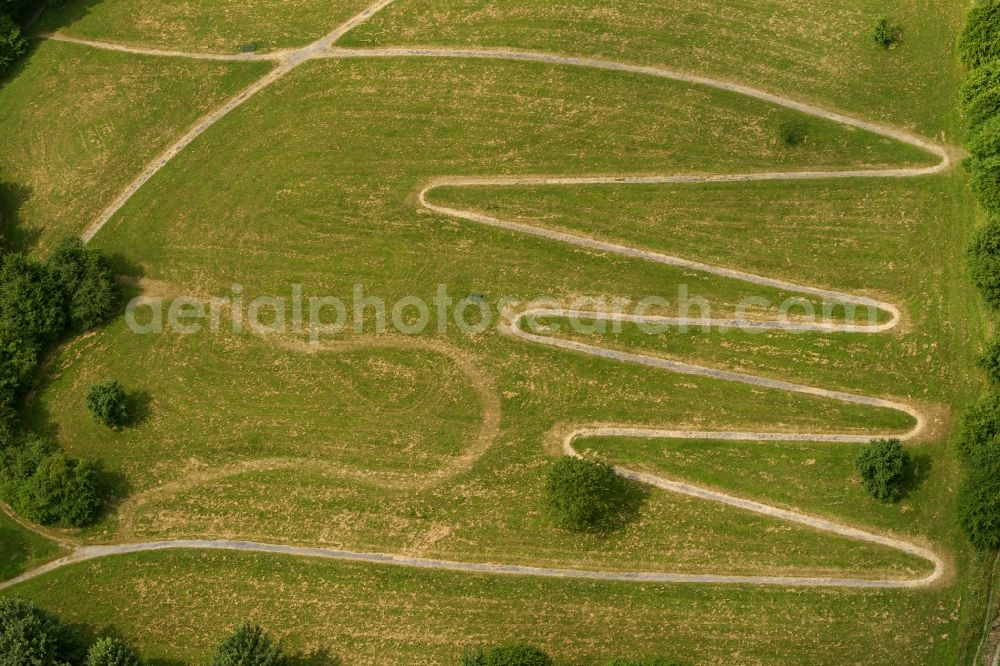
0,237,117,527
2,598,688,666
959,0,1000,553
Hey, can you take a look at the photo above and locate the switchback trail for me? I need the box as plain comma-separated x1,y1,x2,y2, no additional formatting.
4,1,954,590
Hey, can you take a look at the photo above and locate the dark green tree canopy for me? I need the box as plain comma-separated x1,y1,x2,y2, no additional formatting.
0,597,83,666
544,456,638,531
960,0,1000,69
856,438,908,503
86,637,144,666
211,623,285,666
86,380,130,428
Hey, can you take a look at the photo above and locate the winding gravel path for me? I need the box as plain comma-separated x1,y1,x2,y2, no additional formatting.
7,4,953,590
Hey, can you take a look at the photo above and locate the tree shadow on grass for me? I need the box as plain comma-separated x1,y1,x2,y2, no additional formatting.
0,180,39,253
125,388,153,428
596,477,649,534
901,452,932,498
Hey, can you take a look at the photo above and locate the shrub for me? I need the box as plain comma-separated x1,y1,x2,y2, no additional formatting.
0,328,39,401
958,457,1000,550
970,156,1000,214
979,333,1000,384
968,216,1000,307
211,623,285,666
959,0,1000,69
48,237,117,331
777,120,807,147
0,597,83,666
856,438,908,502
86,637,143,666
961,61,1000,110
959,392,1000,464
86,380,130,428
872,17,899,48
545,456,637,531
969,115,1000,159
0,252,66,343
0,434,102,527
0,12,26,76
477,644,552,666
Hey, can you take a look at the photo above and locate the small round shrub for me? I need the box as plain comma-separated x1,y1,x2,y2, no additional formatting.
967,216,1000,308
16,449,102,527
545,456,632,531
482,644,552,666
958,457,1000,550
211,623,284,666
959,0,1000,69
959,392,1000,464
86,637,143,666
855,438,908,502
872,17,899,48
86,380,129,428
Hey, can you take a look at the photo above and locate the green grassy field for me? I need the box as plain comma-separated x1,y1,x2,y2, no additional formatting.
341,0,964,136
35,0,375,53
0,0,988,662
0,512,63,580
0,40,270,253
7,549,976,665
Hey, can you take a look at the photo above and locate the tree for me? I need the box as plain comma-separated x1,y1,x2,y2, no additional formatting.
47,237,117,331
15,447,102,527
466,645,552,666
0,11,26,76
872,17,899,48
0,252,66,343
211,623,285,666
958,457,1000,551
979,333,1000,385
0,597,83,666
968,216,1000,307
959,391,1000,464
86,380,129,428
959,0,1000,68
856,438,908,502
545,456,635,531
86,637,143,666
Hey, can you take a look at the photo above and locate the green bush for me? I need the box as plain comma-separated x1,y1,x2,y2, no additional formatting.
0,597,83,666
958,457,1000,550
471,644,552,666
960,0,1000,69
959,392,1000,464
86,637,143,666
855,438,908,502
0,329,39,401
0,252,66,343
0,434,102,527
968,216,1000,307
48,237,117,331
0,11,26,76
961,61,1000,109
545,456,636,531
969,155,1000,214
979,333,1000,384
86,380,130,428
211,623,285,666
872,17,899,48
969,115,1000,159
